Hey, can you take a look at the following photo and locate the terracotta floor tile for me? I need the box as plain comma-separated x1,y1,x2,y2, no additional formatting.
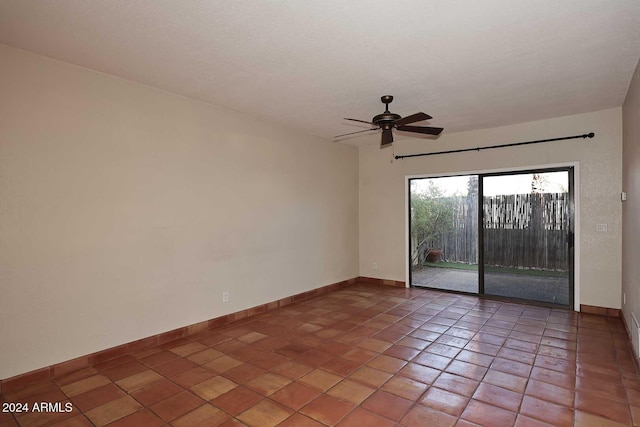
396,362,441,384
576,375,628,402
575,390,632,424
420,386,469,416
140,351,179,367
170,366,216,388
524,379,574,408
433,372,479,397
244,372,291,396
400,404,458,427
17,387,67,406
530,366,575,390
383,344,421,361
115,370,163,393
381,376,428,401
631,405,640,425
519,395,573,427
203,355,244,373
171,403,231,427
13,400,80,427
186,348,225,365
222,363,266,384
491,357,533,378
300,394,354,426
472,383,522,412
237,399,293,427
100,361,147,381
103,409,164,427
464,341,502,357
60,375,111,397
505,338,540,353
342,348,377,363
435,334,470,348
270,361,313,380
84,395,142,426
534,354,575,374
299,369,343,391
368,354,408,373
148,390,203,422
70,383,125,412
7,284,640,427
190,376,238,401
327,379,375,405
130,378,182,406
55,368,100,387
167,341,209,357
497,346,536,365
367,392,415,420
321,357,362,377
455,349,495,367
335,407,395,427
461,399,517,427
48,414,94,427
276,413,325,427
357,338,392,353
483,369,528,393
444,360,488,381
574,410,632,427
210,386,263,416
295,349,335,368
247,351,289,370
237,332,268,344
270,381,321,410
514,414,557,427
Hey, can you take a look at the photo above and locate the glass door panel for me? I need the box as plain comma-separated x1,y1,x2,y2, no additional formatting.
482,171,571,305
410,175,479,293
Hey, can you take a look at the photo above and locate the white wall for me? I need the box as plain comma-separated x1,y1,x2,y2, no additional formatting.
622,58,640,344
0,45,359,379
359,108,623,310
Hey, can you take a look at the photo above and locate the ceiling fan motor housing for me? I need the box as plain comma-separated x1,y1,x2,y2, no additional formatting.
373,112,401,130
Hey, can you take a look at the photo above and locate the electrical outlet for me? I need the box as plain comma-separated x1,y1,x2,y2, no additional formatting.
595,223,608,232
222,291,230,303
372,262,378,270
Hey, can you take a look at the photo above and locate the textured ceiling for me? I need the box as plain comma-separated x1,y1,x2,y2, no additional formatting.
1,1,640,144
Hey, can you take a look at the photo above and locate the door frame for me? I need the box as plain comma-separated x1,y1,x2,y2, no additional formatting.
405,162,580,311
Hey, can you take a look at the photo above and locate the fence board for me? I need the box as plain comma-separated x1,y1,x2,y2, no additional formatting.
426,192,568,271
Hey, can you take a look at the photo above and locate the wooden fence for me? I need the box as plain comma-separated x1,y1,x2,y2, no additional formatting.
428,193,568,271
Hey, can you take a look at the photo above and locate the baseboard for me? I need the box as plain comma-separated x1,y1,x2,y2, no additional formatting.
580,304,621,317
0,277,359,394
620,310,640,374
357,276,406,288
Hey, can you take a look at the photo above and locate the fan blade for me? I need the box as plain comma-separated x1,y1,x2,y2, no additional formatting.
396,125,444,135
344,117,373,125
333,128,377,138
381,129,393,147
394,112,432,126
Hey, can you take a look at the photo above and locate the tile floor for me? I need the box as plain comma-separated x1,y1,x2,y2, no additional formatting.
1,283,639,427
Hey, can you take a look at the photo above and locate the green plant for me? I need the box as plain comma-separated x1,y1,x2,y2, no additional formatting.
410,182,455,265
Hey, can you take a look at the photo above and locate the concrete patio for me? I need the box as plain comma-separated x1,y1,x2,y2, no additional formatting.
411,267,570,306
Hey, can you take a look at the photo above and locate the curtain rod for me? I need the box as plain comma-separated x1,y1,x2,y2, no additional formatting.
394,132,594,160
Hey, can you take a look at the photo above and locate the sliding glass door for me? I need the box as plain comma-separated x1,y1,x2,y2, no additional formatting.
409,175,479,293
410,168,573,307
482,170,572,305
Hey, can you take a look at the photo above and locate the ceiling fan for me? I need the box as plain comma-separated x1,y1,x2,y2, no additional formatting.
335,95,443,147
